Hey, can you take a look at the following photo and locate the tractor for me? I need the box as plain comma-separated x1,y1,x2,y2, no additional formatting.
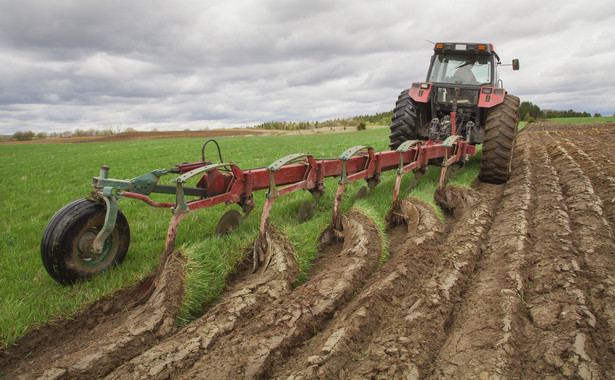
389,42,520,183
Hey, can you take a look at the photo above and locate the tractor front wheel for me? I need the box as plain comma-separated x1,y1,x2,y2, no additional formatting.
479,94,520,183
41,198,130,285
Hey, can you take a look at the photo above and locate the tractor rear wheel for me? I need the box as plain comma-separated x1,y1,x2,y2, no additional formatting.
41,198,130,285
389,89,419,150
479,94,520,184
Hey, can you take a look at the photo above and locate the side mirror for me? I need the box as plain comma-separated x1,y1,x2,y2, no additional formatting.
512,59,520,70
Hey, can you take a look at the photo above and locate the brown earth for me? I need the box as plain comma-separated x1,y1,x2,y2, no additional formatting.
0,129,276,144
2,121,615,379
1,125,360,144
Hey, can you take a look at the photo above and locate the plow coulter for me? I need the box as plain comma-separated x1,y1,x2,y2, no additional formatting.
41,137,474,284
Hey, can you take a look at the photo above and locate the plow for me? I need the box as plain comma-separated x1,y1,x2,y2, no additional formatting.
41,137,474,284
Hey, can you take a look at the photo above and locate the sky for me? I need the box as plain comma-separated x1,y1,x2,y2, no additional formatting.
1,0,614,135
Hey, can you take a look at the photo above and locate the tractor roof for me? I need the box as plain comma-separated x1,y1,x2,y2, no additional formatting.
434,42,500,61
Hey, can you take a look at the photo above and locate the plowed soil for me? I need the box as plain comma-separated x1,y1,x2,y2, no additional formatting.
2,121,615,379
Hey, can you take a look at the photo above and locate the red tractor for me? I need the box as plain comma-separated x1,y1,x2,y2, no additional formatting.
389,42,520,183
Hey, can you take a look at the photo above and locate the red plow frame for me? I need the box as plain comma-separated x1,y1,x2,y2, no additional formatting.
116,136,474,260
43,135,474,284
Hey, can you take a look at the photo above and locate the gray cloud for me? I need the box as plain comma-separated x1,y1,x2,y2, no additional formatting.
1,0,614,135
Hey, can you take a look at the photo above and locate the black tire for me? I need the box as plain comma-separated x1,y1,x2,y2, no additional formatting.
41,198,130,285
389,89,419,150
479,94,520,183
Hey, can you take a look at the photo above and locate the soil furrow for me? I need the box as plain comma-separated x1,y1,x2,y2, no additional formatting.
1,250,185,380
430,132,533,378
539,132,615,377
183,210,382,379
515,136,598,378
558,137,615,230
286,184,493,379
106,226,300,379
266,182,494,379
556,127,615,163
108,209,382,379
344,185,492,379
268,198,446,379
584,147,615,178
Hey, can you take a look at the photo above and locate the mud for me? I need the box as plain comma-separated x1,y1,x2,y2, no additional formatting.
2,121,615,379
0,248,186,379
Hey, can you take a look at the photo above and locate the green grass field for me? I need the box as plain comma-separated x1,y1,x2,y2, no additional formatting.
0,123,491,347
547,115,615,123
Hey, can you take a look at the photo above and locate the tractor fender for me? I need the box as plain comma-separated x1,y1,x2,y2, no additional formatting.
478,87,507,108
408,82,431,103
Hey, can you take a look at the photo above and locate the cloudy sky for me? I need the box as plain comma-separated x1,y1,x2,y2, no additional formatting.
1,0,614,135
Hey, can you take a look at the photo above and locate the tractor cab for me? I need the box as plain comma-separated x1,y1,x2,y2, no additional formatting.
426,43,500,113
428,51,494,86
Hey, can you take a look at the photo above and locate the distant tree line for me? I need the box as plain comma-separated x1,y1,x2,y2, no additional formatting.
255,119,362,131
5,127,130,141
255,111,393,131
10,130,37,141
256,121,319,130
354,111,393,126
520,101,605,122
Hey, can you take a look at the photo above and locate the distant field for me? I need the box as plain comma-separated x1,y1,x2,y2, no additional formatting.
549,115,615,123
